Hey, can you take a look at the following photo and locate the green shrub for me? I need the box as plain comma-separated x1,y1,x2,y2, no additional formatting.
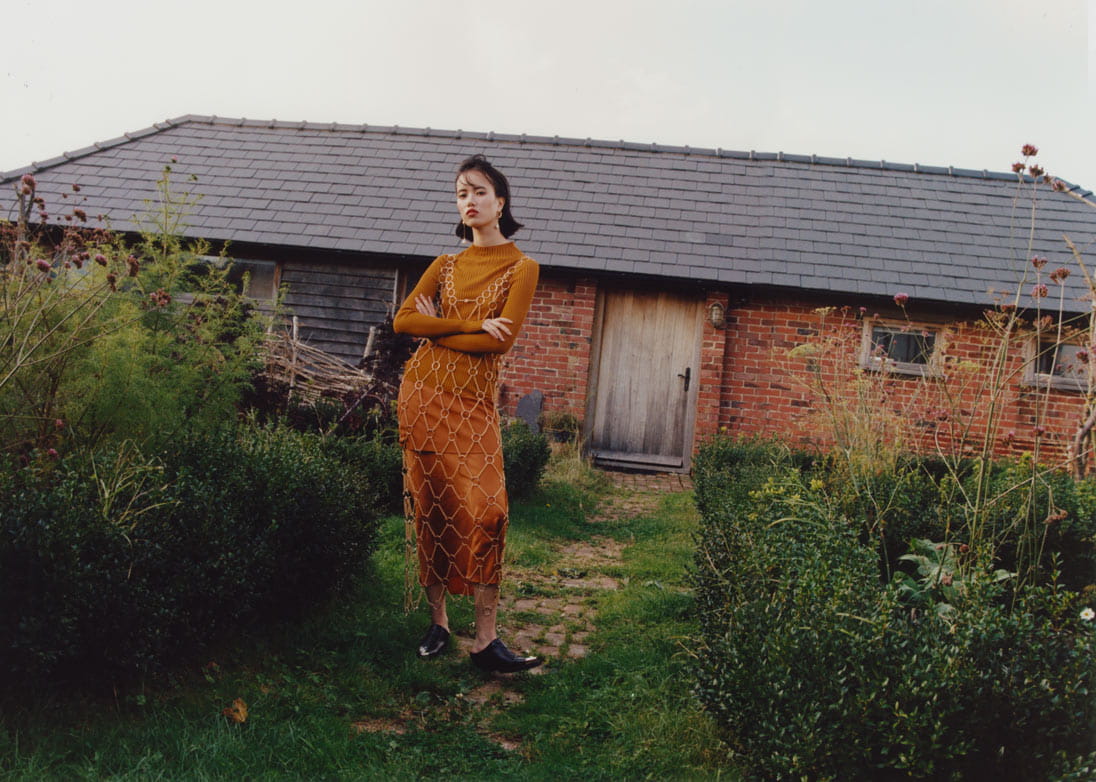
0,423,384,688
502,419,550,500
319,432,403,514
691,436,1096,780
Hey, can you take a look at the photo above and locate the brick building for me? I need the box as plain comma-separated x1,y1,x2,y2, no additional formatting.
5,116,1095,471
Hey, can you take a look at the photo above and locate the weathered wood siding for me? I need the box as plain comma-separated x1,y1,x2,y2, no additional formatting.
281,262,397,363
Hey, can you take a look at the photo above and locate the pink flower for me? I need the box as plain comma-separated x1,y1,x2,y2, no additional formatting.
106,273,117,291
71,183,80,192
20,173,36,189
958,544,970,554
1049,267,1070,283
126,255,140,277
1078,350,1089,364
893,292,909,306
1012,162,1024,173
46,448,59,460
1021,144,1039,157
1029,164,1044,177
73,208,87,222
1051,179,1067,192
94,253,108,267
34,259,50,272
149,288,171,307
1032,283,1049,298
54,419,64,429
1031,255,1048,269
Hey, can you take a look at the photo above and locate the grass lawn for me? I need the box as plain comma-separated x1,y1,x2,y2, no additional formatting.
0,459,735,780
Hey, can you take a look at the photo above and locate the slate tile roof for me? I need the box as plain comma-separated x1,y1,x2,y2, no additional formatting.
4,114,1095,311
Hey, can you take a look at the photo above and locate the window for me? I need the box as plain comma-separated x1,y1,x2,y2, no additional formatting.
227,259,278,301
192,256,279,302
1030,340,1088,392
862,320,940,376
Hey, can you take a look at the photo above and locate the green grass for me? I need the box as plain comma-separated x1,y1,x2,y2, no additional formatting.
0,471,736,781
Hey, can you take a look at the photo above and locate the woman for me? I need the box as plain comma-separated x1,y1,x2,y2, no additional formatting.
393,154,541,673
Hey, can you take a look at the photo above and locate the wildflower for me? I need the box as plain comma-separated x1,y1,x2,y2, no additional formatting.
1078,350,1089,364
149,288,171,307
94,253,108,266
106,272,117,291
1029,164,1044,177
55,419,64,429
72,183,80,192
809,478,824,491
1034,425,1046,437
1081,607,1095,622
126,254,140,277
34,259,51,272
1049,267,1070,283
893,292,909,306
46,448,59,460
1021,143,1039,157
73,208,87,222
1031,255,1048,269
1011,162,1024,173
20,173,36,189
858,306,867,314
958,544,970,554
1032,283,1048,298
1051,179,1068,192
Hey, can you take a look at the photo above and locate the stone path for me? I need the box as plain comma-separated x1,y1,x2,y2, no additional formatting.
470,469,691,747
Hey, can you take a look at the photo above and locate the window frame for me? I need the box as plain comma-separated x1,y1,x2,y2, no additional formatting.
860,318,943,378
1026,337,1089,393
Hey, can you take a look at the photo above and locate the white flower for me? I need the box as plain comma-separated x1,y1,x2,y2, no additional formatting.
1081,607,1095,622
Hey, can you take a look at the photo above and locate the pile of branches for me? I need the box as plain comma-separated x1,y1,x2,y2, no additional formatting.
253,315,414,435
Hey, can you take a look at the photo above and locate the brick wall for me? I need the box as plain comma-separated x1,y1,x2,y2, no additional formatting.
500,271,597,423
713,295,1088,464
501,276,1087,466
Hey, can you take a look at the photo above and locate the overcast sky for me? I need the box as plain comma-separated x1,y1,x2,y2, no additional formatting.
3,0,1094,191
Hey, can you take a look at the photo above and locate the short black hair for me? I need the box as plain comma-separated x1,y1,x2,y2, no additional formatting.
453,154,524,240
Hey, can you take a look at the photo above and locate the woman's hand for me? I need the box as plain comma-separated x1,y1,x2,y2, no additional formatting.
481,317,513,341
415,294,437,317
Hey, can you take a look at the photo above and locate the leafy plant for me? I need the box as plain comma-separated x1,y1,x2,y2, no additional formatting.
502,419,550,500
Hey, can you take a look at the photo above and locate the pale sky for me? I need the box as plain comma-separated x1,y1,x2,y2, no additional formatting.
3,0,1094,191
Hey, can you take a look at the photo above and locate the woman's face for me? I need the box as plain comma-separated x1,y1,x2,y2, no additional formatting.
455,170,504,232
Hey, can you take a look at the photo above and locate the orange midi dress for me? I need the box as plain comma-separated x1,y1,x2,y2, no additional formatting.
394,242,539,596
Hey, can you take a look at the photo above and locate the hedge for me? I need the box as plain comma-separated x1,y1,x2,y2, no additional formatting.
691,436,1096,780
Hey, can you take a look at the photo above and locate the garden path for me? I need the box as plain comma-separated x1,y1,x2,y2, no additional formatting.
467,469,693,750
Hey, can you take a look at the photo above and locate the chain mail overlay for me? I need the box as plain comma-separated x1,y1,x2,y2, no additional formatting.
394,244,540,597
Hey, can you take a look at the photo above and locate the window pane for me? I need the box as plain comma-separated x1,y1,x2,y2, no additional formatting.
1037,342,1087,382
228,260,277,300
871,327,935,364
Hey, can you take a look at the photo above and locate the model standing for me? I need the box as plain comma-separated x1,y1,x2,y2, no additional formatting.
393,154,541,673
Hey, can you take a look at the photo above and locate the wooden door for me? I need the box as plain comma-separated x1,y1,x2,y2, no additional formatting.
586,289,703,471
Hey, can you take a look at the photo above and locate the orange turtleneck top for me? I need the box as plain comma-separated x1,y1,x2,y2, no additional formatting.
393,242,539,403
